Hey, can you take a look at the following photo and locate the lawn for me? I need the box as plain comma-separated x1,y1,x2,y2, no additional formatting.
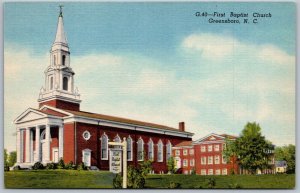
145,174,295,189
4,170,115,189
5,170,295,189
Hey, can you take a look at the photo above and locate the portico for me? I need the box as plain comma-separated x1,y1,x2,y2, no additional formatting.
14,108,64,166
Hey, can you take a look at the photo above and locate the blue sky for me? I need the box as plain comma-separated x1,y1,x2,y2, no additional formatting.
4,2,295,152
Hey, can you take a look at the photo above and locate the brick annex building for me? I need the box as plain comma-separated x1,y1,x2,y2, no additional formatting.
14,10,193,173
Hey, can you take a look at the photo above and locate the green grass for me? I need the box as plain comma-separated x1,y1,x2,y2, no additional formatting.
5,170,295,189
4,170,115,189
145,174,295,189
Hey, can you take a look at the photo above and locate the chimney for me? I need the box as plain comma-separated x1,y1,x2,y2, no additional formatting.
179,122,185,132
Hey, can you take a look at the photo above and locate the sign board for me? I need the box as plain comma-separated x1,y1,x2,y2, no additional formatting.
109,149,122,174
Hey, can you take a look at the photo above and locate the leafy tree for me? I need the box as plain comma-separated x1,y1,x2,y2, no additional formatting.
127,165,145,188
224,122,273,174
275,144,295,173
167,157,175,174
8,151,17,167
4,149,9,171
138,158,153,177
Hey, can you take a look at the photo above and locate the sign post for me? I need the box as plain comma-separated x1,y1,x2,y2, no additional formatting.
108,137,127,188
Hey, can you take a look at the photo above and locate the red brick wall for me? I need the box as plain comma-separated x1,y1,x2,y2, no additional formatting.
39,99,80,111
50,128,59,161
63,123,75,163
71,122,191,173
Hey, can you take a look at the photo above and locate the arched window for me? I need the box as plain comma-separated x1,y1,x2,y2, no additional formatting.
137,138,144,161
148,139,154,160
113,135,121,149
62,55,66,66
157,140,163,162
127,136,133,161
101,133,108,160
63,77,68,91
50,77,53,90
166,141,172,161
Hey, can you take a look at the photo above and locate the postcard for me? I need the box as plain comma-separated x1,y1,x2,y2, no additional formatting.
3,1,295,189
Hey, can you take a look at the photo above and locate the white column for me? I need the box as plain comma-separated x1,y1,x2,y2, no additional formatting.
25,128,30,163
16,130,21,163
58,125,64,159
30,130,34,163
44,125,51,163
35,127,40,162
122,137,127,189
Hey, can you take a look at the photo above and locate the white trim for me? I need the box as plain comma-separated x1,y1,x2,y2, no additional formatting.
148,138,154,160
82,130,91,141
126,136,133,161
82,148,92,167
52,147,59,163
193,133,226,144
166,140,172,161
14,108,48,123
39,105,73,117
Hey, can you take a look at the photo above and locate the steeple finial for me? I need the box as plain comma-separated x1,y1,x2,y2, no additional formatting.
59,5,64,17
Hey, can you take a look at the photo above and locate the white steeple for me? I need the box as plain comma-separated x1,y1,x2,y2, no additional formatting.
38,6,81,109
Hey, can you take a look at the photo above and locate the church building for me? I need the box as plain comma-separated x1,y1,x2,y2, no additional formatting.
14,9,193,173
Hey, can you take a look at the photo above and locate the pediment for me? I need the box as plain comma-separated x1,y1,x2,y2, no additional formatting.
194,133,225,144
14,109,47,123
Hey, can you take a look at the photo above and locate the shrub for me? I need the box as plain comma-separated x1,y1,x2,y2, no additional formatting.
13,165,21,170
4,165,10,172
139,159,153,177
57,158,65,169
65,161,75,170
228,183,242,189
168,181,181,189
207,177,216,189
77,162,87,171
113,173,123,188
167,157,175,174
127,166,145,189
33,162,44,170
46,162,57,170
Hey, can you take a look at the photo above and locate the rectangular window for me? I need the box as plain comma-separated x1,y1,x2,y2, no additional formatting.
208,145,213,152
215,169,221,175
222,156,227,164
183,149,188,155
189,149,194,155
183,159,188,167
208,169,213,175
208,156,213,164
201,146,206,152
201,169,206,175
222,168,228,175
175,150,180,156
214,144,220,152
201,156,206,165
190,159,195,166
215,155,220,164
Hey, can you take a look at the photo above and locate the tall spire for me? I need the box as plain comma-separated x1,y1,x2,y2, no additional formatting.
53,5,68,47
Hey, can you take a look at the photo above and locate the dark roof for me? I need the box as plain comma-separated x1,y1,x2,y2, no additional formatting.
174,141,193,147
65,110,193,134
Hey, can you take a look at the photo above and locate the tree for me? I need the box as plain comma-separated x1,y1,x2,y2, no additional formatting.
274,144,295,173
8,151,17,167
167,157,175,174
4,149,8,166
224,122,273,174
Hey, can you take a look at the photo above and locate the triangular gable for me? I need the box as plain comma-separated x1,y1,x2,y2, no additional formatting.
193,133,225,144
14,108,48,124
39,105,73,117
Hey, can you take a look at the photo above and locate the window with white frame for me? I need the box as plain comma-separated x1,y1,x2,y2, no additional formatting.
201,169,206,175
127,136,133,161
175,150,180,156
215,155,220,164
215,169,221,175
190,159,195,166
113,135,121,149
222,156,227,164
166,141,172,161
137,138,144,161
208,169,213,175
208,156,213,164
201,146,206,152
189,149,194,155
183,149,188,155
214,144,220,152
157,140,163,162
208,145,213,152
101,133,108,160
148,139,154,160
183,159,188,167
201,156,206,165
222,168,227,175
82,149,91,167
